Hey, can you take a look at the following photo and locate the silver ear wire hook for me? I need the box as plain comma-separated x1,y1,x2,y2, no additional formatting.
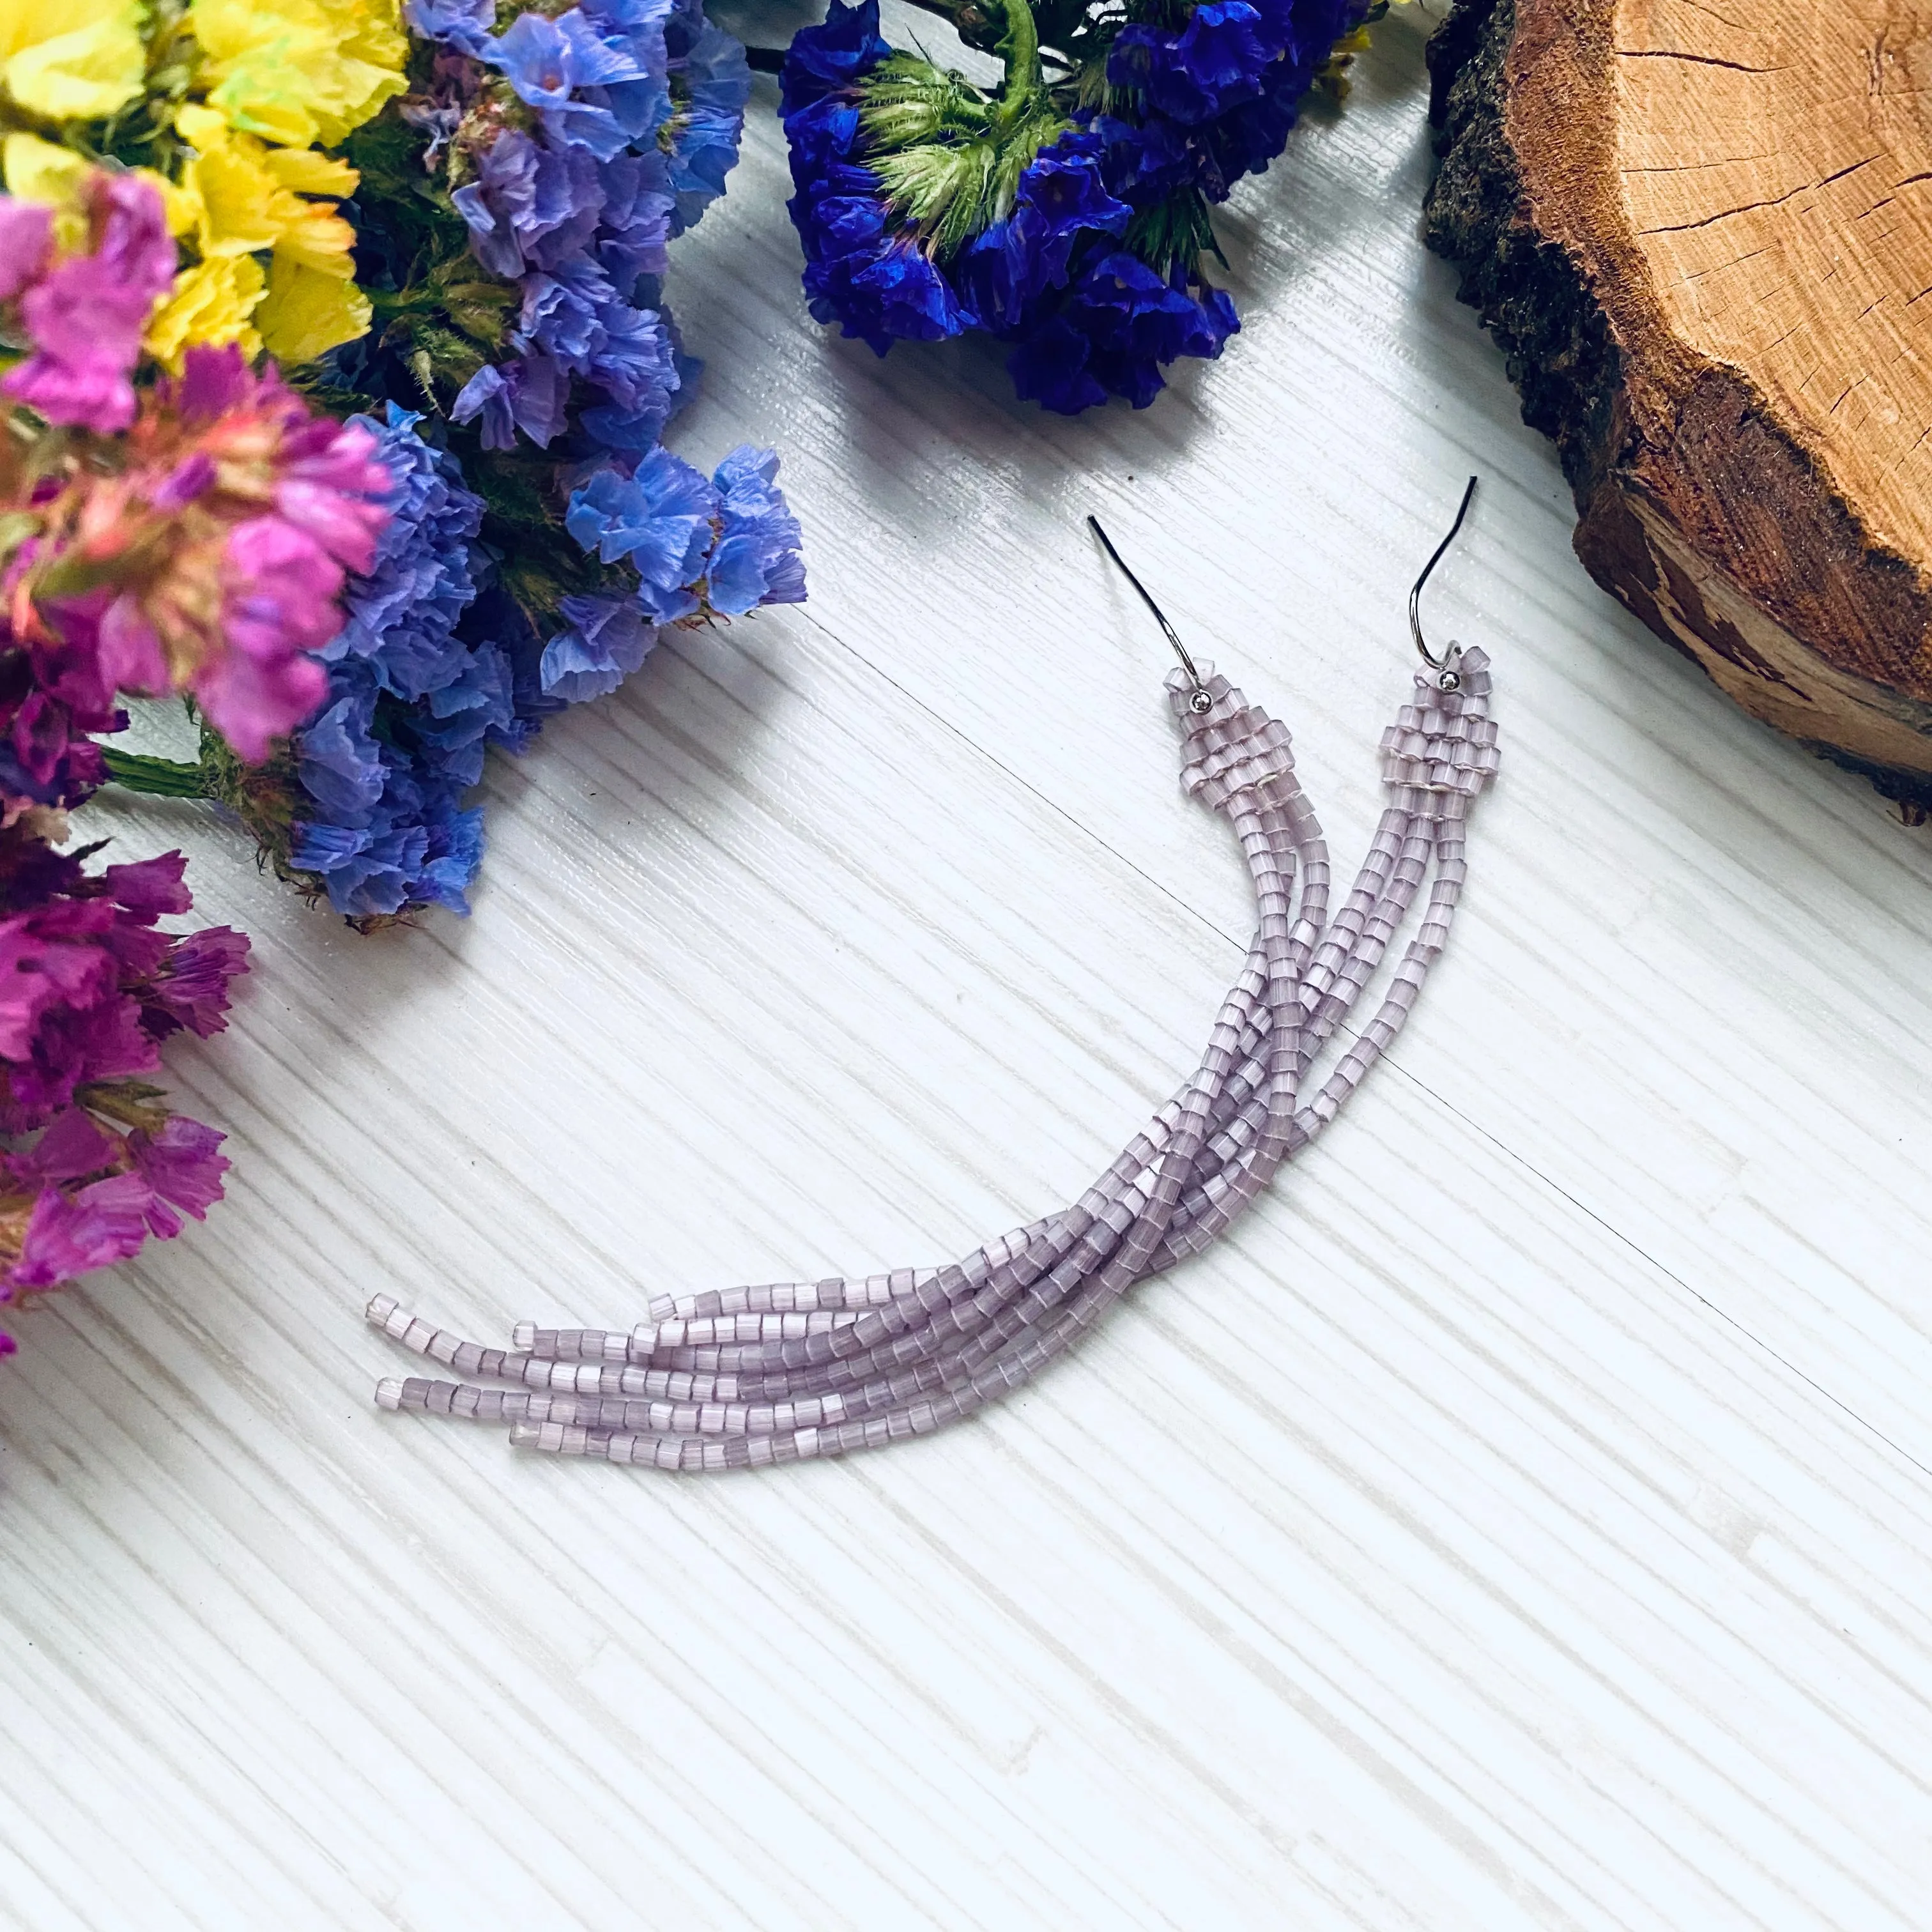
1088,515,1215,715
1410,475,1479,690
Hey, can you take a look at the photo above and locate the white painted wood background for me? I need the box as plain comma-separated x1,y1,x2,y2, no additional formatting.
6,7,1932,1926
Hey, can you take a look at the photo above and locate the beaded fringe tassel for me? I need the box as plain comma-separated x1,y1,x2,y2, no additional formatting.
370,652,1499,1472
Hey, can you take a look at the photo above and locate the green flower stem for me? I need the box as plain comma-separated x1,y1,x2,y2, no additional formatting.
992,0,1045,111
894,0,1009,58
100,747,215,799
75,1080,173,1134
889,0,1045,101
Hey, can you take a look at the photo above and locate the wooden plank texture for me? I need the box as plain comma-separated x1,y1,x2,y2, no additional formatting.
3,10,1930,1928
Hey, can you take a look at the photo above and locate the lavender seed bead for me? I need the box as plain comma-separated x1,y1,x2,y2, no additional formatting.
371,655,1498,1471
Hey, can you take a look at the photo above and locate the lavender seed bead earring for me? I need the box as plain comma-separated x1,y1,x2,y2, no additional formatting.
369,480,1499,1474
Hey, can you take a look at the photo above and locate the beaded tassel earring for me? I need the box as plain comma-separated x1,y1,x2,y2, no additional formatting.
368,481,1499,1473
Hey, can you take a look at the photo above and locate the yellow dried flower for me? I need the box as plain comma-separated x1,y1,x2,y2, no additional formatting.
0,0,145,121
1,130,91,250
188,0,407,150
156,105,370,364
172,105,358,263
255,256,371,365
146,254,267,372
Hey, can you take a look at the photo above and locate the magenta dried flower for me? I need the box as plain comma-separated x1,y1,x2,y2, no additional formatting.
1,176,177,435
9,342,393,787
0,826,250,1346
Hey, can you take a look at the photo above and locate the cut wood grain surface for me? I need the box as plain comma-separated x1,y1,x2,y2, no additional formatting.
1425,0,1932,799
4,9,1932,1928
1618,0,1932,566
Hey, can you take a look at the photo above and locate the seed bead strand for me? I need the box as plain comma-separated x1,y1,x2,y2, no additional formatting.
372,652,1498,1469
369,691,1453,1422
542,769,1304,1381
500,770,1301,1432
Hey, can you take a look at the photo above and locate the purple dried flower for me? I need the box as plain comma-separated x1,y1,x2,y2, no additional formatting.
0,831,245,1340
1,176,176,434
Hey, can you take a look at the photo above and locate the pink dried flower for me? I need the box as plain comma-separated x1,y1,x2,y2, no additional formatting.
10,344,392,781
0,200,50,303
0,827,247,1345
204,515,342,760
0,839,249,1133
1,1107,230,1295
125,1114,229,1227
1,177,176,434
142,924,251,1041
0,545,122,815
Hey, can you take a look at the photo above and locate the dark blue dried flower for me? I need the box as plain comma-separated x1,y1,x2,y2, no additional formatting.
779,0,890,110
779,0,1374,411
1008,250,1238,414
1098,0,1373,204
954,130,1130,332
779,10,940,358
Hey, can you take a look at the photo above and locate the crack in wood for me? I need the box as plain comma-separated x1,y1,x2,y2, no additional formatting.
1614,47,1784,74
1636,157,1884,238
1657,0,1754,33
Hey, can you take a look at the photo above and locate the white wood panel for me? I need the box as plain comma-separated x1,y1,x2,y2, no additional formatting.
3,10,1930,1928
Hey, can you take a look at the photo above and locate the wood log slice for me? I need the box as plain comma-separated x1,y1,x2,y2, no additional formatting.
1423,0,1932,815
